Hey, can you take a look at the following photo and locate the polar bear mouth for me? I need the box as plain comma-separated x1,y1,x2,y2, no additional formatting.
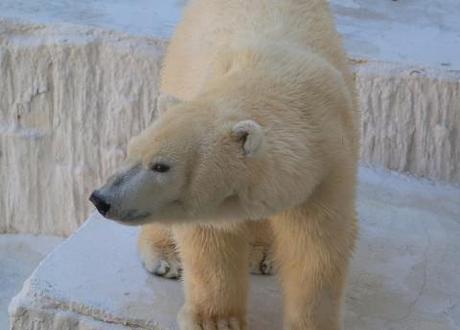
119,210,151,223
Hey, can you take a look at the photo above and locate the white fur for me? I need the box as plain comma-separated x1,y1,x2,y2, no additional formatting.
232,120,264,157
157,93,182,115
94,1,359,329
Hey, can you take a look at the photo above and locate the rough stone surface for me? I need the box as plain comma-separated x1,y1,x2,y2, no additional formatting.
330,0,460,70
0,234,63,330
0,21,166,235
9,168,460,330
356,61,460,184
1,0,459,235
0,0,183,39
1,0,459,70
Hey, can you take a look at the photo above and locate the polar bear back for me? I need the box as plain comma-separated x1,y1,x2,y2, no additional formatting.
161,0,351,101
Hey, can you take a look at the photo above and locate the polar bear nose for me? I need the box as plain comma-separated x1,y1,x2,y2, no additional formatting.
89,191,111,216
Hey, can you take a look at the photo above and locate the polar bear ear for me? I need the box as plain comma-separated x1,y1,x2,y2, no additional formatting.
157,94,182,115
232,120,265,157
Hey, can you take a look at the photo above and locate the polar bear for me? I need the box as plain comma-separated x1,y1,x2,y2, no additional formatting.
90,0,359,329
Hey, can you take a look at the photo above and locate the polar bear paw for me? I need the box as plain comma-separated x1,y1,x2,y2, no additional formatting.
249,244,274,275
138,244,182,279
150,257,182,279
178,307,246,330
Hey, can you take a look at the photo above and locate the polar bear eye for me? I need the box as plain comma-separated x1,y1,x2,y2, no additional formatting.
151,163,170,173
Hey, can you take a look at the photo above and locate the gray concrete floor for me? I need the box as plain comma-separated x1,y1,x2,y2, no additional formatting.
5,167,460,329
352,168,460,329
0,234,63,329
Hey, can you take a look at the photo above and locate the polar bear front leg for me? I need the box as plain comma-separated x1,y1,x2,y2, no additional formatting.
174,224,249,330
271,206,357,330
138,224,182,279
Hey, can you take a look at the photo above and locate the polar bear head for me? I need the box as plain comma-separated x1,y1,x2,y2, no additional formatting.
89,50,345,226
89,93,279,226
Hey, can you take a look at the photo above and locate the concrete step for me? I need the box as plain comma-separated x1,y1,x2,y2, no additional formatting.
1,0,460,237
9,168,460,330
0,234,63,330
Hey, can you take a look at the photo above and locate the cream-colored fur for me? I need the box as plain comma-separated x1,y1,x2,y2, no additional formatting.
92,0,359,329
138,221,273,278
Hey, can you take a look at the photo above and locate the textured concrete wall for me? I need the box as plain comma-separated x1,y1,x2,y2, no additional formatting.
0,21,458,235
0,21,166,235
355,61,460,184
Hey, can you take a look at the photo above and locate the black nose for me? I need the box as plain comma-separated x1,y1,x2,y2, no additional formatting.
89,191,111,216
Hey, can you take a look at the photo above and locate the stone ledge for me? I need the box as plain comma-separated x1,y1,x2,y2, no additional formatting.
354,60,460,184
0,20,167,235
8,215,283,330
9,168,460,329
1,1,459,236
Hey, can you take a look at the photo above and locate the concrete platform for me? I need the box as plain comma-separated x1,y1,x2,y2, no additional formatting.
1,0,459,236
9,167,460,329
1,0,459,70
0,234,63,330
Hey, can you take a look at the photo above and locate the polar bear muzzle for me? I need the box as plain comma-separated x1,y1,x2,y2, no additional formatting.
89,160,181,225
